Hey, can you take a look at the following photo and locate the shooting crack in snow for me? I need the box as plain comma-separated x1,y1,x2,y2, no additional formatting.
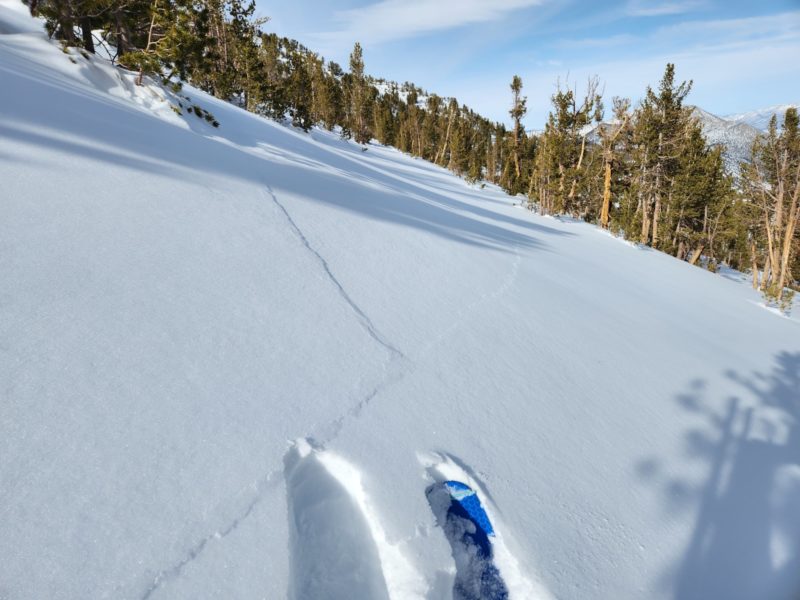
265,185,405,361
138,187,414,600
139,469,283,600
137,200,525,598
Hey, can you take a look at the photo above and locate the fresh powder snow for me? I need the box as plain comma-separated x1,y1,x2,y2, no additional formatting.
1,2,799,599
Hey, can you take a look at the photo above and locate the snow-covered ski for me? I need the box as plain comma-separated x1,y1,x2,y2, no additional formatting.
427,480,509,600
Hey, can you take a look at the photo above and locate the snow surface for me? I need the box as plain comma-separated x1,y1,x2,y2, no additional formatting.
1,2,800,599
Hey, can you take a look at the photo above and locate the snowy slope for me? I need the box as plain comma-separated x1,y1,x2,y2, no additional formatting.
2,3,800,600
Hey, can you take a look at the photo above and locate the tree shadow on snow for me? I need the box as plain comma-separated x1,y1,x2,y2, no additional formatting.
1,51,572,254
636,352,800,600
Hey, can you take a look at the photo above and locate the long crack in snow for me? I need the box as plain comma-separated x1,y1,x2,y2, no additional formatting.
265,185,405,361
139,468,283,600
136,183,525,599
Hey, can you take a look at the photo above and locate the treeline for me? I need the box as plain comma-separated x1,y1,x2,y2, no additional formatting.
27,0,800,305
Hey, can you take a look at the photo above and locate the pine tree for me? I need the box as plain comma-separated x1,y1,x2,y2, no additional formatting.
741,108,800,302
448,107,469,175
599,97,631,229
509,75,527,185
321,61,345,131
345,42,371,144
631,63,692,247
531,78,601,215
433,97,455,166
119,0,208,86
287,48,313,129
666,124,727,263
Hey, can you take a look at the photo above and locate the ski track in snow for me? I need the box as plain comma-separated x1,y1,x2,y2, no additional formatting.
280,443,552,600
284,439,427,600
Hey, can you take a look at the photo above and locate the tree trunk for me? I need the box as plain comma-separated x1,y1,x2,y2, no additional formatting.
763,210,778,289
688,245,704,265
80,16,94,53
641,201,651,244
567,134,587,204
526,165,535,200
136,4,158,86
677,240,687,261
702,204,709,236
776,169,800,294
652,195,661,248
57,0,75,44
435,105,455,166
600,160,612,229
114,7,132,58
751,241,759,289
486,139,495,184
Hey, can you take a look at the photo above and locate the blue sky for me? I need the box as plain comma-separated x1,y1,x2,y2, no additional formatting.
257,0,800,127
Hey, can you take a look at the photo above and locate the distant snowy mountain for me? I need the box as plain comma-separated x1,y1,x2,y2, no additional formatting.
689,106,761,173
578,105,795,175
576,106,760,174
725,104,800,132
691,104,798,173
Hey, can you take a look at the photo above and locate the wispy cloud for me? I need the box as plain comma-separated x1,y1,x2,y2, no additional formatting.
656,10,800,39
562,11,800,50
316,0,545,46
626,0,705,17
556,33,638,49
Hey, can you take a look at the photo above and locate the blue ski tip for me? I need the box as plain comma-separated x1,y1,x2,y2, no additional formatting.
444,480,495,536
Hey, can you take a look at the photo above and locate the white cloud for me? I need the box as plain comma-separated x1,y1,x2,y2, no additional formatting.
562,10,800,50
656,10,800,38
556,33,638,49
317,0,545,46
626,1,705,17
